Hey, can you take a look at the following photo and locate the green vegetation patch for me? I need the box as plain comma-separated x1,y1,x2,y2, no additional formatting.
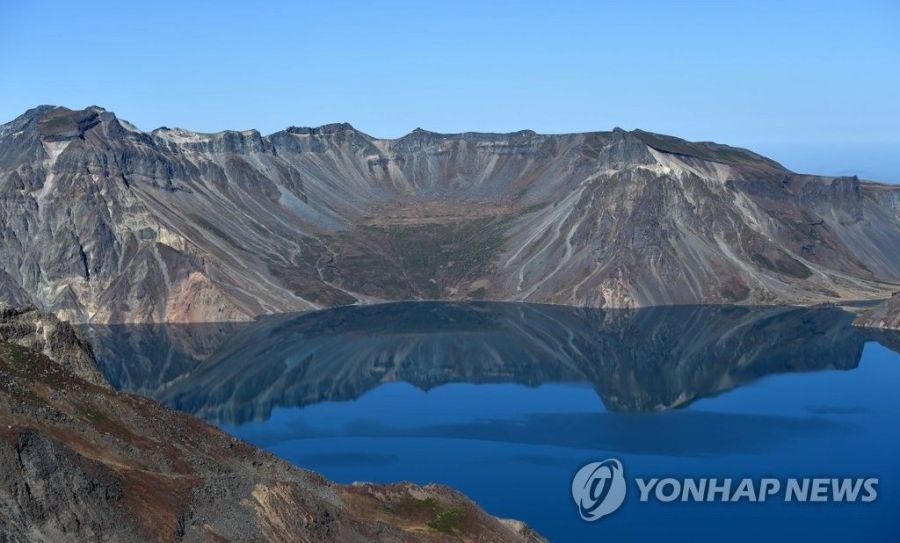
77,403,108,423
0,343,45,405
387,494,468,535
0,343,37,383
333,217,506,299
427,507,466,534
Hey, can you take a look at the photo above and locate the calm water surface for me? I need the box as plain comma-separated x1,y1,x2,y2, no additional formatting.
85,303,900,542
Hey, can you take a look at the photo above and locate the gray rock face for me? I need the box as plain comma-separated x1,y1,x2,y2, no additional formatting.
2,106,899,323
855,293,900,330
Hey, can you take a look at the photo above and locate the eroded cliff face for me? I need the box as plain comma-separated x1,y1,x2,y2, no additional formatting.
0,313,542,542
1,106,899,323
855,293,900,330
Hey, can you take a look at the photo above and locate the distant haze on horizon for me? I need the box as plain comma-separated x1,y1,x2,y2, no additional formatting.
1,0,898,181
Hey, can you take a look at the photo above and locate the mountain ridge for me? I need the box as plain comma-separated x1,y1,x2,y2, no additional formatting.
2,105,899,323
3,104,770,143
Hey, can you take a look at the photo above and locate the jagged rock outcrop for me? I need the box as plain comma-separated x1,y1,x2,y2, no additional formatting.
2,106,899,323
854,293,900,330
0,314,543,542
0,304,106,385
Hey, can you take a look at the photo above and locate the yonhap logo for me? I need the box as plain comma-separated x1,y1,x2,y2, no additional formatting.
571,458,879,522
571,459,627,521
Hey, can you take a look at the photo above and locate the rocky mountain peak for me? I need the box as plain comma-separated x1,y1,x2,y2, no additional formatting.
284,121,361,136
35,107,102,141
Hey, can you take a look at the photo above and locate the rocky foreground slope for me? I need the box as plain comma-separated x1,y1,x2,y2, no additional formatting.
0,309,541,542
1,106,899,323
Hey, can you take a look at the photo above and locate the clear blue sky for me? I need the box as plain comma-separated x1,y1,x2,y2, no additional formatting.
2,0,898,180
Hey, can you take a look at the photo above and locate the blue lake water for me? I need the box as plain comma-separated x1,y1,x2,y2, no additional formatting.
86,302,900,542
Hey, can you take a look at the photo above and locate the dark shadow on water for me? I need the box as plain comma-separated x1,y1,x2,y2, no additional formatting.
806,405,869,415
295,452,400,467
397,411,860,456
240,410,859,457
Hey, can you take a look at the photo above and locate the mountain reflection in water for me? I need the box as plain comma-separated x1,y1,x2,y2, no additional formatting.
83,302,900,424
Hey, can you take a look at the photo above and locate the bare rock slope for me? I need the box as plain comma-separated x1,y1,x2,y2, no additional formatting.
855,293,900,330
2,106,899,323
0,309,542,542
